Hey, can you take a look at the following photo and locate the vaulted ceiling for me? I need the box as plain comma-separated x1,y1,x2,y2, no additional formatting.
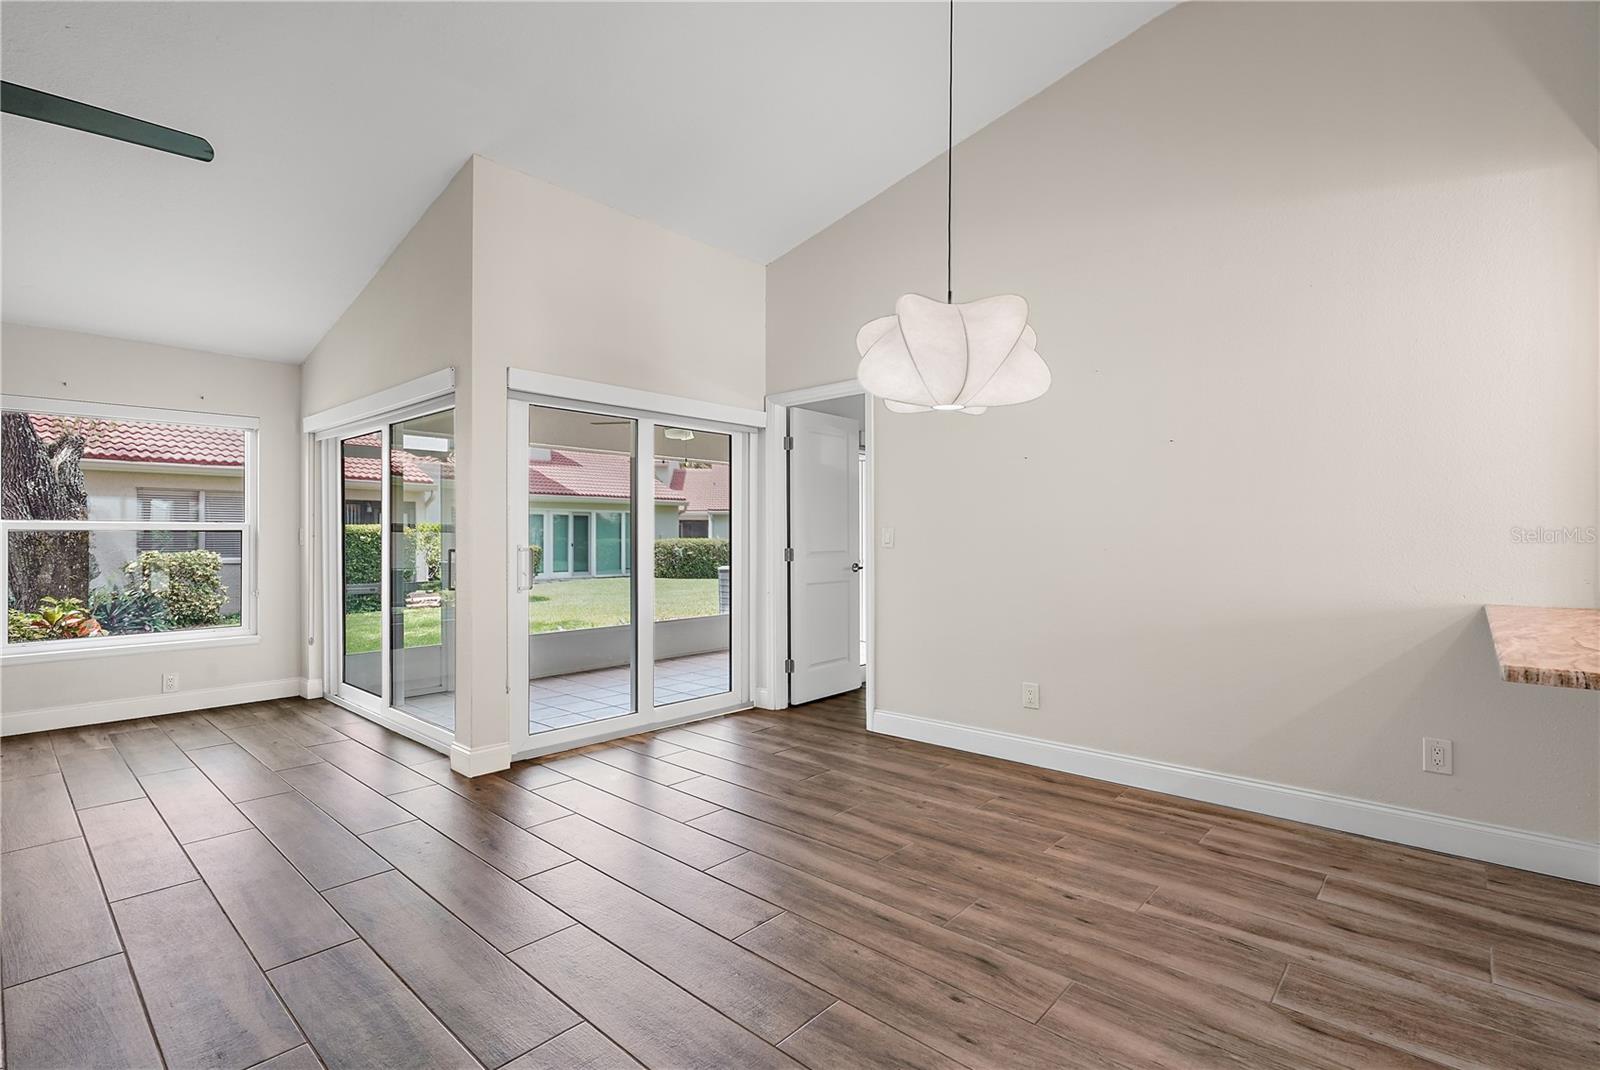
2,2,1169,362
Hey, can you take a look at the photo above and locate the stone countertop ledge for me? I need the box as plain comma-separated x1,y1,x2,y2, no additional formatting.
1484,605,1600,690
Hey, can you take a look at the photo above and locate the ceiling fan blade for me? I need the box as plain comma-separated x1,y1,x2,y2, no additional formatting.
1,81,214,162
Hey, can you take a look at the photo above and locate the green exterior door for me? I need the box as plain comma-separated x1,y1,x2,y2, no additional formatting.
552,514,570,572
572,514,591,573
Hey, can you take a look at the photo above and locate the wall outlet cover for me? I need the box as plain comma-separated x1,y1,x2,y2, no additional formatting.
1423,737,1453,775
161,672,180,694
1022,682,1041,710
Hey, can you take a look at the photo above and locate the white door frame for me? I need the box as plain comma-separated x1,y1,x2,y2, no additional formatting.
507,390,758,760
761,380,876,724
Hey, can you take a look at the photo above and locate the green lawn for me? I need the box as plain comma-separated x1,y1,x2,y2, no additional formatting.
343,577,718,654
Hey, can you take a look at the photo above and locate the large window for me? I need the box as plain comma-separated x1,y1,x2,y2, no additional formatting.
2,399,256,655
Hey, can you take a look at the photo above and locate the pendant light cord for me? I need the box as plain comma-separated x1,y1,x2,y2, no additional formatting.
946,0,954,304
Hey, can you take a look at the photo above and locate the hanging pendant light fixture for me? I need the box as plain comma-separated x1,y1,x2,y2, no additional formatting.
856,1,1049,415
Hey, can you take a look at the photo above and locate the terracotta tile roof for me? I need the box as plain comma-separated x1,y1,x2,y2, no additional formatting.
670,463,730,512
339,435,441,485
27,413,244,467
529,449,687,502
24,414,726,508
341,454,443,484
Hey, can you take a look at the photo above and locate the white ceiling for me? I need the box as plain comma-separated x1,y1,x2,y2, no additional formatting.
1,2,1168,363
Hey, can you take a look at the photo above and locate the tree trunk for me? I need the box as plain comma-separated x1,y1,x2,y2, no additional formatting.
2,412,91,611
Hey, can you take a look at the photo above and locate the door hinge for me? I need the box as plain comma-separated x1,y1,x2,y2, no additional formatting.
783,547,794,562
784,658,795,674
782,435,794,450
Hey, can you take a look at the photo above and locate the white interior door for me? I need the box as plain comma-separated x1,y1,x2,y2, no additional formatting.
788,407,862,703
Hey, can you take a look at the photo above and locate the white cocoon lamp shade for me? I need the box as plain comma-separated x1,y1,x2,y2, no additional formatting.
856,293,1049,414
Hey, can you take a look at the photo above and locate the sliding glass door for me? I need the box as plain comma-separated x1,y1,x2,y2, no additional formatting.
388,410,457,730
324,405,457,747
523,404,637,733
510,396,747,757
339,431,384,703
653,424,732,707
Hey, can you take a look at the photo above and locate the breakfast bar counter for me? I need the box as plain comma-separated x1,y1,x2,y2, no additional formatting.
1484,604,1600,690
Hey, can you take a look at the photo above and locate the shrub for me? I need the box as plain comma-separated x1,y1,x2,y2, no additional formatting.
91,586,171,636
7,608,32,643
529,544,542,577
8,597,104,642
406,522,442,582
653,538,729,579
343,524,382,610
124,550,227,629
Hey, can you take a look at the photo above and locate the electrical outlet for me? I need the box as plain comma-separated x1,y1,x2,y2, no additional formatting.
161,672,179,694
1021,682,1040,710
880,527,896,549
1423,737,1453,775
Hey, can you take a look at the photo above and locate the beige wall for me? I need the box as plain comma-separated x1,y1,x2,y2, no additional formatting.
300,162,473,415
455,156,765,759
473,155,765,409
1,323,303,719
768,3,1600,841
299,155,764,765
299,161,474,746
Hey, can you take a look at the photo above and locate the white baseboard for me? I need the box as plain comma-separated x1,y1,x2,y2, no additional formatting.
301,678,325,700
451,741,513,777
2,678,306,736
872,708,1600,886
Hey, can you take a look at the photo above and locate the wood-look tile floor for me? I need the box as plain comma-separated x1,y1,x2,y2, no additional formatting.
1,690,1596,1069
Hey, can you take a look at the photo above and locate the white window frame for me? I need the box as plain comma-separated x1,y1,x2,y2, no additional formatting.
1,395,260,663
135,489,247,568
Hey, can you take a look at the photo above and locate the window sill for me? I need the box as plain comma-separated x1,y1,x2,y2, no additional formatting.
0,631,261,666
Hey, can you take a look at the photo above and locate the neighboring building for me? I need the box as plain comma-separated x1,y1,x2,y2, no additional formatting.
661,459,730,540
527,448,730,578
28,413,248,614
25,416,727,605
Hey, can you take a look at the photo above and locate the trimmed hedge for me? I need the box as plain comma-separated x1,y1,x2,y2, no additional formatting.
343,524,382,610
343,524,382,585
654,538,729,579
344,523,464,604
